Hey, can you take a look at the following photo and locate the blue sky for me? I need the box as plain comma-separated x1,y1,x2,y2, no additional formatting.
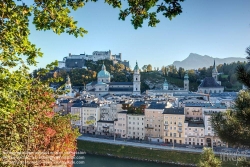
29,0,250,71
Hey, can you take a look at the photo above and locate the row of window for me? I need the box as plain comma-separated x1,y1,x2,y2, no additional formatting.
166,133,182,137
164,117,182,119
128,132,143,135
129,122,143,125
128,127,144,130
128,117,144,120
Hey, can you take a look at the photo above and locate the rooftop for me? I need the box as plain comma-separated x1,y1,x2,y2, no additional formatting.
108,82,133,85
147,102,166,109
163,108,184,115
199,77,223,88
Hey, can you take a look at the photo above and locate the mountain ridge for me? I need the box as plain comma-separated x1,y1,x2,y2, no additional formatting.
172,53,246,70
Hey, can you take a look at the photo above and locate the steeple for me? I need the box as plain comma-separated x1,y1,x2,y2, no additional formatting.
184,71,189,91
66,75,71,85
212,59,217,73
133,61,141,95
163,78,168,90
134,61,139,71
101,62,106,71
212,59,218,81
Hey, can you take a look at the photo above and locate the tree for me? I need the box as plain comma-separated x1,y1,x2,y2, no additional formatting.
198,147,221,167
211,46,250,165
0,0,186,166
142,65,148,72
147,64,153,72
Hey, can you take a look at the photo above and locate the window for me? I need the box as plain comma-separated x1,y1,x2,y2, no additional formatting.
179,134,181,137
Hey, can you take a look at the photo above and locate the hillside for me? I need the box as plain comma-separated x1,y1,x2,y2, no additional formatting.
173,53,246,70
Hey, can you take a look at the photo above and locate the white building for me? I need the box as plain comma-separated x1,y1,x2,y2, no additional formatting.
100,103,118,121
96,120,114,136
81,103,100,134
202,103,227,147
127,114,145,140
114,111,127,138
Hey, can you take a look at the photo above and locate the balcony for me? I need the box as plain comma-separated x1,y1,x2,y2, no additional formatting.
178,129,182,133
164,122,168,126
178,123,182,127
164,129,169,131
145,126,154,129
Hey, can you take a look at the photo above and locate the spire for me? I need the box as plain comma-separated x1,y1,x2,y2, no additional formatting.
212,59,217,73
101,62,106,71
184,71,189,80
134,61,139,71
66,75,71,84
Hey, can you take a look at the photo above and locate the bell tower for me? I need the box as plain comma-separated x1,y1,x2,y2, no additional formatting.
133,61,141,95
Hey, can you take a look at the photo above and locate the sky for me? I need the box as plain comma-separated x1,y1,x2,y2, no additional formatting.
28,0,250,71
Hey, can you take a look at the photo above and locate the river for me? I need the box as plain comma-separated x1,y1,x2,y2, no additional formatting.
74,154,184,167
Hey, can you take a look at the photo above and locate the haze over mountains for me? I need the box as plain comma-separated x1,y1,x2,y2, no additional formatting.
173,53,246,70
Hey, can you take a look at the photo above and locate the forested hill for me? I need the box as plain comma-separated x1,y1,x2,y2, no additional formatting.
32,60,247,92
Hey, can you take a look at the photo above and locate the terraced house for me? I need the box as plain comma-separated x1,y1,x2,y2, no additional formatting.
163,108,185,144
144,102,166,142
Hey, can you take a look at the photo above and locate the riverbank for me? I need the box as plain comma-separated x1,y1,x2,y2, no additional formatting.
77,140,237,167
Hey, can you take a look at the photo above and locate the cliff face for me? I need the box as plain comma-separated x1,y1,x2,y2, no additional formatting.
173,53,246,69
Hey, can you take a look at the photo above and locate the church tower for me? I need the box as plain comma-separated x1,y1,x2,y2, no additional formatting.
133,61,141,95
212,60,218,81
65,75,73,96
184,72,189,91
163,78,169,90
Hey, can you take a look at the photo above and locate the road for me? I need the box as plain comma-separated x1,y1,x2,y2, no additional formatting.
77,135,250,158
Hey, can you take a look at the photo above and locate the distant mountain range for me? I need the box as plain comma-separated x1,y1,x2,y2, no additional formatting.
172,53,246,70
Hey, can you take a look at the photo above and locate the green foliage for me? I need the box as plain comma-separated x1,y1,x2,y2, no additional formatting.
211,46,250,165
147,64,153,72
198,148,221,167
119,0,185,29
212,90,250,147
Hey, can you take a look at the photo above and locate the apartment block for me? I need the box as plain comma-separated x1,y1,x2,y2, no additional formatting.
163,108,185,144
144,102,166,142
127,114,145,140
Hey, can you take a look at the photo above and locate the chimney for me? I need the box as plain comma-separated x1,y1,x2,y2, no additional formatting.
69,53,71,57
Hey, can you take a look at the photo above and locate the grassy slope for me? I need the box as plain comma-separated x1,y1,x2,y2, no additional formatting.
77,140,236,167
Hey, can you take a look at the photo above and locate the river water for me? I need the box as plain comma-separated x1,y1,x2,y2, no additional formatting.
74,154,183,167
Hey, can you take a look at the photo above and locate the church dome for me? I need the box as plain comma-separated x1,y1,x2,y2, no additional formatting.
184,73,189,80
97,63,110,78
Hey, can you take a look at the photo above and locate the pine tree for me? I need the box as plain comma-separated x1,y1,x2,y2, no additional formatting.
198,148,221,167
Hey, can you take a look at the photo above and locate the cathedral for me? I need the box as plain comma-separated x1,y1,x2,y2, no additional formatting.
86,62,141,96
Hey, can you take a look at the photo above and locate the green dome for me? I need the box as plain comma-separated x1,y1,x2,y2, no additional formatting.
184,73,189,79
98,63,110,78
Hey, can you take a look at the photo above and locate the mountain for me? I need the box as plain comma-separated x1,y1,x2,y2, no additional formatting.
172,53,246,70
